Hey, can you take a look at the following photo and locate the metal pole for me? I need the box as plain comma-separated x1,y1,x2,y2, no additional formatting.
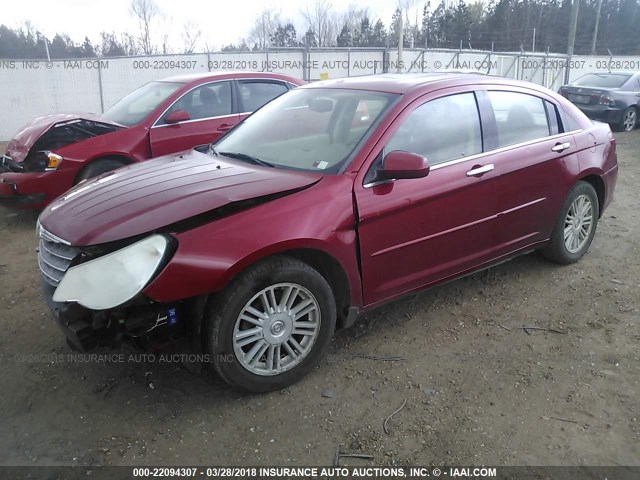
565,0,580,84
397,14,404,73
98,61,105,113
591,0,603,55
44,36,50,61
532,28,536,54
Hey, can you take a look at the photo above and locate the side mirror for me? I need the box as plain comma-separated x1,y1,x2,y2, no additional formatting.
382,150,430,179
164,109,190,124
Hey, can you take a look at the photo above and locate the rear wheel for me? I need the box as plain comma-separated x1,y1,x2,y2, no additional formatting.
73,158,127,185
616,107,637,132
541,181,599,264
204,256,336,392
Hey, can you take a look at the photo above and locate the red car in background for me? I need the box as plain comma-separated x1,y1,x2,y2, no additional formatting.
0,71,304,209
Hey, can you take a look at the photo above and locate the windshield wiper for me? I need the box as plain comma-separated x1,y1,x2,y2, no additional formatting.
218,151,275,168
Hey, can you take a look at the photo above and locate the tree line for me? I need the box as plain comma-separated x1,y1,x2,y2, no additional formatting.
1,0,640,59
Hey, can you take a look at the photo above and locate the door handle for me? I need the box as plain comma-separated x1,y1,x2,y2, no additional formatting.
551,142,571,153
466,164,494,177
217,124,232,132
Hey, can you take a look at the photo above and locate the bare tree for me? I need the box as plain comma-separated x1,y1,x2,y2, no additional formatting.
130,0,160,55
204,40,217,53
302,0,338,47
342,4,369,31
120,33,139,55
395,0,417,72
249,8,281,50
182,21,202,53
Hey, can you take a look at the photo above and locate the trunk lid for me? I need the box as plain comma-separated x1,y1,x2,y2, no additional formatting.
560,86,617,105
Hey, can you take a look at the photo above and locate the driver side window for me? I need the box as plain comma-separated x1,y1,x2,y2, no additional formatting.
386,92,483,166
159,81,232,125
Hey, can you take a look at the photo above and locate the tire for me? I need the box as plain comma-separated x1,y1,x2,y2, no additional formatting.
73,158,126,185
541,181,599,264
204,256,337,392
615,107,638,132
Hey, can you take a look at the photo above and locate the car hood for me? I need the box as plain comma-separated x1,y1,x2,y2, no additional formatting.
6,113,123,162
39,149,323,246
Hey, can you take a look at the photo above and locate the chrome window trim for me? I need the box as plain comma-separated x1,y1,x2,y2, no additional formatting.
429,130,582,171
363,129,582,189
151,79,233,128
151,112,240,129
363,178,395,189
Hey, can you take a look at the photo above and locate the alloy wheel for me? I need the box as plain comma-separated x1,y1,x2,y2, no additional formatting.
232,283,321,376
623,109,637,132
563,194,594,254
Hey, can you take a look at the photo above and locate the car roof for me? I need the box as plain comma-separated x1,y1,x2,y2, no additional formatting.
159,71,299,84
302,72,535,94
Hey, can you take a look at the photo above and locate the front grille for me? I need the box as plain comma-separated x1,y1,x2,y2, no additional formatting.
38,229,80,287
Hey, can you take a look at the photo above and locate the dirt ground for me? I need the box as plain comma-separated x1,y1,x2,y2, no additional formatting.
0,133,638,470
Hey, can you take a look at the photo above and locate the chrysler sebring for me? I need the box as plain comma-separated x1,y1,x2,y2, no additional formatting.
37,73,618,392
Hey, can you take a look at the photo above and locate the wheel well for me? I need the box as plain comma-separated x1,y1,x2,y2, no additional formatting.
579,174,605,218
281,249,352,330
74,155,133,183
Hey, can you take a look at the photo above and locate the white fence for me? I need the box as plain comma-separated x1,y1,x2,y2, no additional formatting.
1,48,638,140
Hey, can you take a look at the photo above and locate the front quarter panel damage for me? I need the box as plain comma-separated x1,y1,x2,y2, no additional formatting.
143,174,362,308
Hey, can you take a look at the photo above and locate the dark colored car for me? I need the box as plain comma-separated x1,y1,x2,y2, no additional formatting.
0,71,304,209
559,71,640,132
37,73,618,392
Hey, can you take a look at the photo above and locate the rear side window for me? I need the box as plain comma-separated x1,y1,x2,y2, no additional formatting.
239,81,288,112
487,91,551,147
386,92,483,166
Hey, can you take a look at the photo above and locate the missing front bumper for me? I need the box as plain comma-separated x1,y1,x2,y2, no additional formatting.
41,279,185,351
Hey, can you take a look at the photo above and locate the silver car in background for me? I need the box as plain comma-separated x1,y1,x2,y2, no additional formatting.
559,71,640,132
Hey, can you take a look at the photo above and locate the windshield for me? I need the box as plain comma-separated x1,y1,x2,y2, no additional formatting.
213,88,398,173
572,73,631,88
102,81,183,126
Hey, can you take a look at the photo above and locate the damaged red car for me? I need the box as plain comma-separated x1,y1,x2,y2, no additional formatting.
1,71,303,209
37,73,618,392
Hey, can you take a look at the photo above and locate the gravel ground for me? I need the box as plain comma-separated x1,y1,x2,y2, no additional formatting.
0,132,638,469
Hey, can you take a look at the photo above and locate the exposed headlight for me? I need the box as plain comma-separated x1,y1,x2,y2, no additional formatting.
53,235,169,310
45,152,63,171
23,151,63,172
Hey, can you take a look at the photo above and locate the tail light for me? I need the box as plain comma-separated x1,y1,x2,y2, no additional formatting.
599,95,615,106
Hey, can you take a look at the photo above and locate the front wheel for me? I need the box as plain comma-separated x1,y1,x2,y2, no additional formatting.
541,181,599,264
204,256,337,392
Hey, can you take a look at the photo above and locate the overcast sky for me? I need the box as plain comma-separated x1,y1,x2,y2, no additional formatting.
3,0,424,51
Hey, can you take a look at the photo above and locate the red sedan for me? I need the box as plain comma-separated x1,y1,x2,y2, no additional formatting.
0,71,304,209
38,73,618,392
